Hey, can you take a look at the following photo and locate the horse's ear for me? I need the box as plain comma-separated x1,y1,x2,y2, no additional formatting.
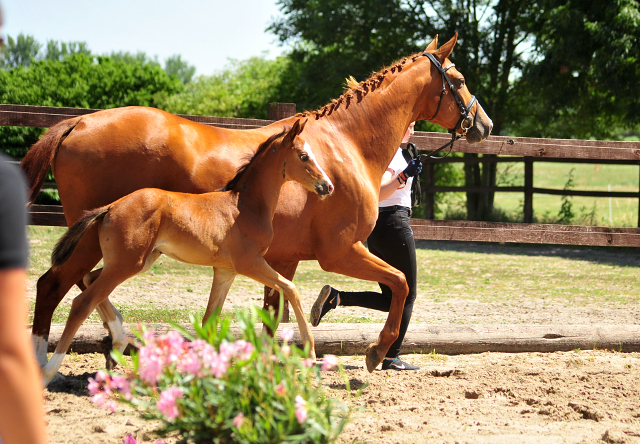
424,35,438,52
287,118,306,141
298,118,308,134
433,33,458,63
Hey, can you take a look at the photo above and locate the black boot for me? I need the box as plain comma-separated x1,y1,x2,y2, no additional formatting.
310,285,339,326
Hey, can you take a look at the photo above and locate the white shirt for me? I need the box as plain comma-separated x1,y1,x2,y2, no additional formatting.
379,148,412,208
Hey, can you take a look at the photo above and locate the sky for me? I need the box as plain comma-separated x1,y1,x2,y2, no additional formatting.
1,0,287,76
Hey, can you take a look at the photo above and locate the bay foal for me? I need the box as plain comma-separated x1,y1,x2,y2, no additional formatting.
42,119,333,385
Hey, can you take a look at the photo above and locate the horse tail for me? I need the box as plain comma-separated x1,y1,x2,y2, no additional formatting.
20,116,82,205
52,206,109,267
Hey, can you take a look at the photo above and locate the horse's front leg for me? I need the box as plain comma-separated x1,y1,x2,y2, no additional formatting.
203,268,236,323
237,259,315,361
317,241,408,372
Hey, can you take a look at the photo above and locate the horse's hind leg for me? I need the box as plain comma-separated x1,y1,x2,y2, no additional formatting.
42,267,134,386
203,268,236,323
32,226,102,367
237,258,315,361
82,267,126,369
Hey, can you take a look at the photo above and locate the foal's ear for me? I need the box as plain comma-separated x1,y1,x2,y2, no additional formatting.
433,33,458,63
424,35,439,52
287,118,306,142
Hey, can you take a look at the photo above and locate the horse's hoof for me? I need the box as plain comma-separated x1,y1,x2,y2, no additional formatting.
104,353,117,371
365,344,383,373
42,371,65,388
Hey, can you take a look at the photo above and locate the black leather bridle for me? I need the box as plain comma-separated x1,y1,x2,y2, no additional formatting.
420,51,480,159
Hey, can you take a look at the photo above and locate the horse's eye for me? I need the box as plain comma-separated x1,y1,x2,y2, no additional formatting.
300,153,309,162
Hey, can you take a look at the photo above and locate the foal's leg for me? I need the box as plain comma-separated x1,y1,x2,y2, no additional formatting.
316,241,408,373
263,261,299,330
84,268,127,369
238,258,315,361
203,268,237,322
41,266,136,386
32,225,102,367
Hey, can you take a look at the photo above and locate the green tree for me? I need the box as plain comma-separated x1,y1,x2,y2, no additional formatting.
508,0,640,139
0,33,41,69
43,40,91,61
165,54,196,84
157,55,290,119
0,53,183,158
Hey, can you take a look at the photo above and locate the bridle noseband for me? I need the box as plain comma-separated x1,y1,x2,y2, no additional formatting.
420,51,480,159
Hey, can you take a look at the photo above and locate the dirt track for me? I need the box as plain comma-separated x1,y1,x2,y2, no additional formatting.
35,241,640,443
44,344,640,444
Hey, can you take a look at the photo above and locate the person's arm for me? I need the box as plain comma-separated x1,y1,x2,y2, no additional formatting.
0,268,49,444
378,168,402,202
378,159,422,202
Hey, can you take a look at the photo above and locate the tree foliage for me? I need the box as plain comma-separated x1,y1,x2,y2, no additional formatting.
0,51,183,158
157,55,290,119
509,0,640,139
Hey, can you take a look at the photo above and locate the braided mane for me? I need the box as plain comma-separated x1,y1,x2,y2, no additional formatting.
297,52,425,121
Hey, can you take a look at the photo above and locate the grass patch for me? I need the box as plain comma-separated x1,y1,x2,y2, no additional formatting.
26,225,640,325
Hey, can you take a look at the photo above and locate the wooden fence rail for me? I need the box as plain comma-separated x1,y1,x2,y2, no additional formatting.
3,103,639,247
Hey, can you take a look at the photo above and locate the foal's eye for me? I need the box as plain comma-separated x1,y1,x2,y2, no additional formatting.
300,153,309,162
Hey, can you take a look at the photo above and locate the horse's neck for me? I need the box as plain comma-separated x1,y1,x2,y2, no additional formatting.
313,65,427,175
234,149,287,219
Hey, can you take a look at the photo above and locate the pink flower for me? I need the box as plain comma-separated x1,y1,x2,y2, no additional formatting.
110,374,132,401
302,358,315,368
232,340,254,360
274,381,286,396
295,395,307,424
280,328,294,343
281,345,291,358
138,351,165,384
159,331,184,363
122,434,139,444
233,412,245,428
91,391,110,408
321,354,338,371
176,348,202,376
156,386,182,422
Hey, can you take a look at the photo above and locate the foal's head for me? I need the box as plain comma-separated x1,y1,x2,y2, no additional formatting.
276,119,334,198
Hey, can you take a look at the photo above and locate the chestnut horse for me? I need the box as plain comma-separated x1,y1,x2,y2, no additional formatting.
41,120,333,385
23,34,492,373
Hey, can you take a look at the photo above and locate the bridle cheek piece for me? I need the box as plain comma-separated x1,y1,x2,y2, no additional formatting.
420,52,480,159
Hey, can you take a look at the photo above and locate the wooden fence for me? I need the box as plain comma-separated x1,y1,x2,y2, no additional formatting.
2,103,639,247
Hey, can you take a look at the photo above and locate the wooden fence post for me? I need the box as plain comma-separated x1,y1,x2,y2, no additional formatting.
269,103,296,121
524,157,534,223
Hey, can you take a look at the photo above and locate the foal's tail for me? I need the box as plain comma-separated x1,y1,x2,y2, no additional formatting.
52,207,110,267
20,116,82,205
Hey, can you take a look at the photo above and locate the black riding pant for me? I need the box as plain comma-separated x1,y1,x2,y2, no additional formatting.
339,207,417,359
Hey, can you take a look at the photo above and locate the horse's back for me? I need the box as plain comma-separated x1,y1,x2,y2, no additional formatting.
52,106,278,224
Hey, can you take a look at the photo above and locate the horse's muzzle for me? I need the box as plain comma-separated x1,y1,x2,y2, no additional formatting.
464,104,493,144
315,180,334,198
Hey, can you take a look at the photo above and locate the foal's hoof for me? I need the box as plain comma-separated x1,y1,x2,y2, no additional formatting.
365,343,384,373
42,371,65,388
104,352,118,371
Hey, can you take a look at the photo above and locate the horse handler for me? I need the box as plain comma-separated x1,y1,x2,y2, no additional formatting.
311,121,422,371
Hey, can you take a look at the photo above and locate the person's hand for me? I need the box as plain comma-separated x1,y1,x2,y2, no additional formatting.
398,159,422,184
403,159,422,177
